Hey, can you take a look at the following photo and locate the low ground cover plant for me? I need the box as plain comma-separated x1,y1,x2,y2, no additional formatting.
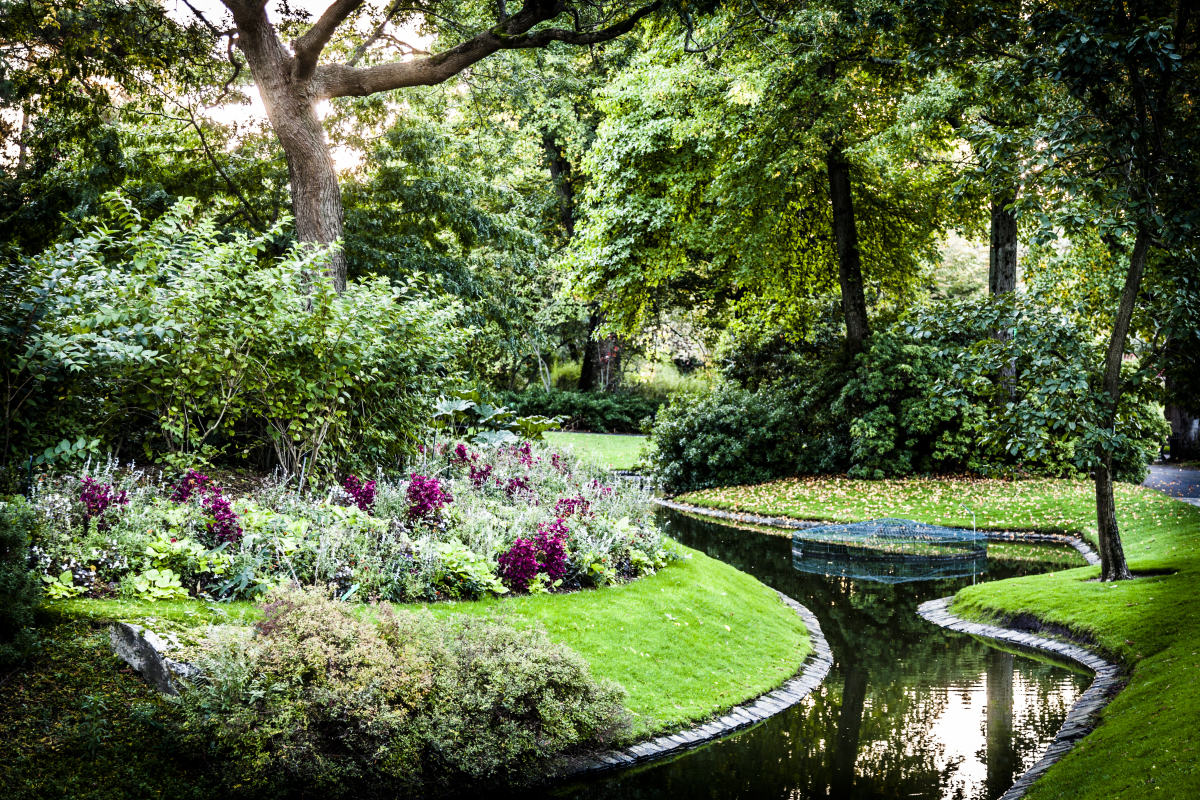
25,440,674,606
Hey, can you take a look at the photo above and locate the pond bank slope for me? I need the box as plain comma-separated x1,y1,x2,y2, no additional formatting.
1,545,809,796
681,476,1200,798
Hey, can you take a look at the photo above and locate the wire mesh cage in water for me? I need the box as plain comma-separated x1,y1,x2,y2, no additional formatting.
792,518,989,584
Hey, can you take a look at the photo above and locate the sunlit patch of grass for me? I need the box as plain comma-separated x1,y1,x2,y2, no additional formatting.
543,431,648,471
678,475,1117,541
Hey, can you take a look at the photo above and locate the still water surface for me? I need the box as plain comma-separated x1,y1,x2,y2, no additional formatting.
551,508,1091,800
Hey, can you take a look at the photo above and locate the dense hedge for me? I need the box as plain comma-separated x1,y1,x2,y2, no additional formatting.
1,497,40,666
499,389,663,434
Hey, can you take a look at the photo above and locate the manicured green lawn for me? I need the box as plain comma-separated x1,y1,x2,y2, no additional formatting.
40,545,809,741
678,475,1114,538
543,431,647,471
420,544,809,736
684,474,1200,798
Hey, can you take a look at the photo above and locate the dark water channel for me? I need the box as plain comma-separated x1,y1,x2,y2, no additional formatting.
550,509,1091,800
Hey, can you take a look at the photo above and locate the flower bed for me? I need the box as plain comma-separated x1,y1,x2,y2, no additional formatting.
27,441,676,605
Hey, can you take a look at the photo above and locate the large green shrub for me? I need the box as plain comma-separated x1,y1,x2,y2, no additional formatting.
0,497,41,665
652,296,1166,491
499,389,663,434
3,193,458,478
840,330,983,479
179,587,627,795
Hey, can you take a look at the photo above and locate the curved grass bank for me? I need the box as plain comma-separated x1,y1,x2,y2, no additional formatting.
683,475,1200,798
0,544,808,796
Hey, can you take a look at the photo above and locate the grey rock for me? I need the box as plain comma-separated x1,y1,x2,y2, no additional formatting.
109,622,199,696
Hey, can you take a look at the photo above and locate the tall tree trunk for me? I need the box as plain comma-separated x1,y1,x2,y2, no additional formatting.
826,143,871,355
989,188,1018,295
578,309,603,392
542,133,575,239
1094,228,1150,582
227,2,348,291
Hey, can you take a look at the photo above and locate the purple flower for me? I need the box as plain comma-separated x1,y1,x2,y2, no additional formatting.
407,474,452,520
468,462,493,488
453,443,469,462
80,478,128,532
503,475,530,498
169,469,241,543
342,475,377,513
170,469,214,504
554,495,590,519
497,518,569,590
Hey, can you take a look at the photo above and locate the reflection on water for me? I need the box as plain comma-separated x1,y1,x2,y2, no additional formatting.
547,510,1090,800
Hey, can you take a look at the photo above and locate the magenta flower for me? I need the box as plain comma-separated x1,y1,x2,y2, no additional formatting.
342,475,377,513
407,474,453,520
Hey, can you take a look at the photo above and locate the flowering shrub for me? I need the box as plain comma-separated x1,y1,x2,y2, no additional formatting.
342,475,377,513
498,518,569,590
169,470,242,544
468,462,493,488
169,470,215,504
554,495,590,519
24,441,673,604
503,475,530,498
407,474,452,520
79,477,128,532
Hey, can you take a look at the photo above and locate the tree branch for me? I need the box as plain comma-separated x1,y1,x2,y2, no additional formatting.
313,0,662,99
293,0,365,83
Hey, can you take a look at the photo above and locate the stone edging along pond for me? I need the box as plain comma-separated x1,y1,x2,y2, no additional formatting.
918,598,1122,800
655,498,1103,566
558,590,833,778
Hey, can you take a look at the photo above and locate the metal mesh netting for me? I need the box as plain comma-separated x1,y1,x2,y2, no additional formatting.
792,518,988,585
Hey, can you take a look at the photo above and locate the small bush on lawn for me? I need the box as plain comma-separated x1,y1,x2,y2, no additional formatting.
499,389,663,434
179,586,627,794
0,496,41,665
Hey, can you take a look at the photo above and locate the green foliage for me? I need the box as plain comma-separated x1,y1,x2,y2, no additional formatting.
499,389,663,434
650,382,832,493
910,293,1168,482
431,388,563,446
178,586,628,794
4,194,457,477
654,294,1166,491
841,330,983,478
0,496,41,665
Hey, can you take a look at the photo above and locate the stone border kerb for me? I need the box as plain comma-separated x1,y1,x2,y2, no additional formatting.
560,590,833,777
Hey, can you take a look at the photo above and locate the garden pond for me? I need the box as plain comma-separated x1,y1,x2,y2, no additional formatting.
544,507,1093,800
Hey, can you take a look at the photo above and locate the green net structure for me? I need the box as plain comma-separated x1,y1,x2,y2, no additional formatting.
791,518,988,584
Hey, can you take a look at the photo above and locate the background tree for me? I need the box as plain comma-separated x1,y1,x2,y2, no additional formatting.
205,0,664,291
